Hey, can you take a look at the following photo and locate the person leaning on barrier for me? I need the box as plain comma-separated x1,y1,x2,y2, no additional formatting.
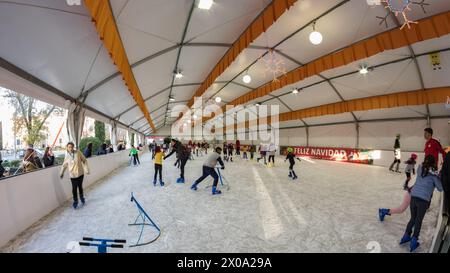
0,160,5,178
22,148,43,172
42,146,55,167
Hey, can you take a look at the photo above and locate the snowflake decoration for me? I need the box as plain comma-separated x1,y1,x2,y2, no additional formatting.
371,0,429,30
259,50,287,83
384,0,418,29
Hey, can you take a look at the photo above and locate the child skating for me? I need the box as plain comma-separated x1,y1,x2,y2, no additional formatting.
285,147,300,180
190,147,225,195
403,153,417,190
153,146,165,186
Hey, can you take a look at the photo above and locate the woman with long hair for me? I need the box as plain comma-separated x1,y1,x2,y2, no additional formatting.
22,148,43,172
42,146,55,167
60,142,90,209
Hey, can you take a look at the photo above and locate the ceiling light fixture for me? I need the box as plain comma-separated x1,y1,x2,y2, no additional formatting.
309,22,323,45
359,65,369,75
169,96,175,101
174,70,183,79
242,70,252,84
198,0,213,10
215,97,222,103
292,88,299,94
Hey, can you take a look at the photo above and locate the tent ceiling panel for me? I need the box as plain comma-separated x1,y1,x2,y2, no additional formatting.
177,46,229,84
261,100,290,114
0,1,101,98
111,0,191,45
428,103,450,117
270,75,323,97
303,112,355,126
251,0,344,48
84,46,120,92
319,47,412,80
411,34,450,55
274,1,398,65
132,51,177,100
171,85,198,102
234,53,298,90
417,51,450,89
1,0,90,15
119,106,144,126
84,77,138,118
354,105,428,121
282,82,341,110
215,48,266,82
116,22,176,65
201,82,227,101
279,120,306,128
185,0,270,43
331,59,422,101
218,84,252,104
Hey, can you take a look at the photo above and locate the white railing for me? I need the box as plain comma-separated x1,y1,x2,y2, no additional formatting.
0,149,145,248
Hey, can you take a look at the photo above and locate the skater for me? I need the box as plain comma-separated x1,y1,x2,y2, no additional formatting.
257,143,267,165
153,146,165,186
285,147,300,180
379,187,412,222
227,142,234,162
223,143,228,161
424,127,446,166
403,153,417,190
129,145,140,166
236,140,241,156
242,145,248,160
389,134,401,173
399,155,443,252
190,147,225,195
60,142,90,209
164,139,190,183
267,143,277,166
250,144,256,160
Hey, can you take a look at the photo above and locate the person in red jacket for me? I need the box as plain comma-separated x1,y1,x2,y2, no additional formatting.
424,128,446,166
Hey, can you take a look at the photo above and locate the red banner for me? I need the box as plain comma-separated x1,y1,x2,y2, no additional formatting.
282,146,373,164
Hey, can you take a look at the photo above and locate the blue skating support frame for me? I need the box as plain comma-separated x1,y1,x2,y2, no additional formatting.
79,237,126,253
216,167,230,190
129,192,161,247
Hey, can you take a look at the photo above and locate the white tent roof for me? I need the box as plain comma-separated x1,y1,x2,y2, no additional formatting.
1,0,449,135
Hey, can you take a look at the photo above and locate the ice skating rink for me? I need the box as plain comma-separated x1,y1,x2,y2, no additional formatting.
0,151,440,253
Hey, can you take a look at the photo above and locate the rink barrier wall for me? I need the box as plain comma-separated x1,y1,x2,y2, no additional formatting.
0,149,143,248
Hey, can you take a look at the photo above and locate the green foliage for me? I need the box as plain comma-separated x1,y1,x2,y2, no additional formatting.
105,139,111,146
164,137,172,144
2,159,21,168
3,90,61,147
94,121,106,143
79,137,101,155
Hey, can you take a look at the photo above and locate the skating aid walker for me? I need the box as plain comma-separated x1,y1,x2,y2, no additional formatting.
129,192,161,247
79,237,126,253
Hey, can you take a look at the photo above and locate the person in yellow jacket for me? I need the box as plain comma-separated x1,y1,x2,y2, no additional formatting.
60,142,90,209
153,146,165,186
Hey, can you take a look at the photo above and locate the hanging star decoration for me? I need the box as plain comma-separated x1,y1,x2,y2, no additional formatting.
260,49,287,83
368,0,430,30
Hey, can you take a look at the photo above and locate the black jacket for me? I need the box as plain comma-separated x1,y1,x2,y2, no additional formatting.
440,152,450,193
43,155,55,167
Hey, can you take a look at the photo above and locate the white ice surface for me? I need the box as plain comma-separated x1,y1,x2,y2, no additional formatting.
0,152,440,253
